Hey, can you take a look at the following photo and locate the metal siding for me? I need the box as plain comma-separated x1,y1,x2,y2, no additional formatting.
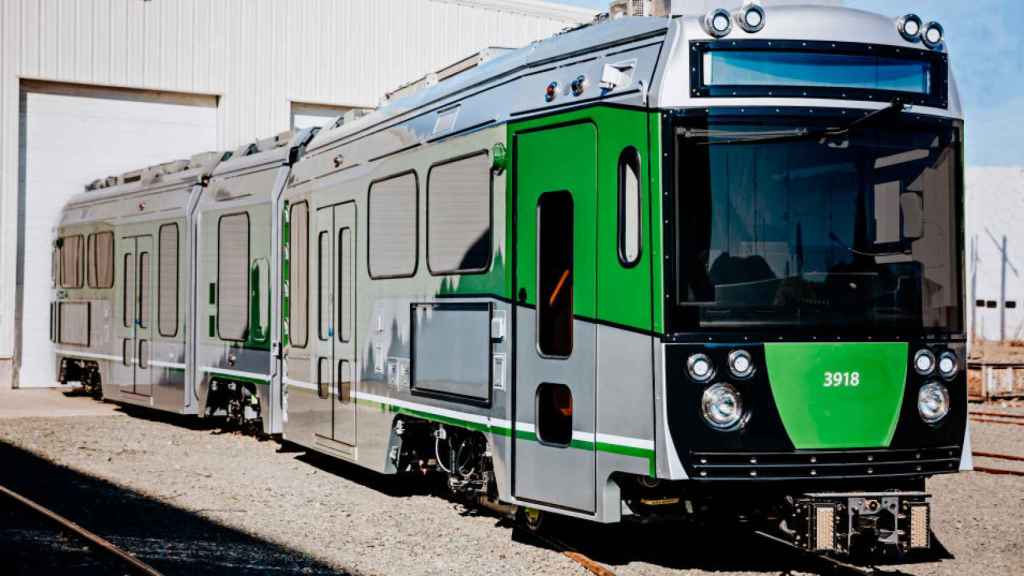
0,0,588,359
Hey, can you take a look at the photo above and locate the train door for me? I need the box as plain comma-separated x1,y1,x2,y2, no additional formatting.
314,202,357,447
117,235,154,396
513,124,598,513
333,203,357,445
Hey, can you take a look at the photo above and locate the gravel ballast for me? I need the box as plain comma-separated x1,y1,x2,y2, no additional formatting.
0,408,1022,575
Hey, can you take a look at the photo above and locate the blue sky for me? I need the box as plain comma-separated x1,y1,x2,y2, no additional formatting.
551,1,1024,167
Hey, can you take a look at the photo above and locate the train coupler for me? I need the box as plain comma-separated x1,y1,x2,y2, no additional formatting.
789,492,931,556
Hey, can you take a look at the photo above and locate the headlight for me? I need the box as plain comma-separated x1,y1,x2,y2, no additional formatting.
897,14,922,42
702,383,745,430
913,349,935,376
737,3,765,33
922,21,944,48
918,382,950,424
705,8,733,38
938,351,958,379
687,353,715,383
728,349,755,379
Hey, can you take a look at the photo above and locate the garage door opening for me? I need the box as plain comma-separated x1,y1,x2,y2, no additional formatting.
16,80,218,388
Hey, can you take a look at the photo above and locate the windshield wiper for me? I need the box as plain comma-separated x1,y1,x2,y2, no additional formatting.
684,99,907,146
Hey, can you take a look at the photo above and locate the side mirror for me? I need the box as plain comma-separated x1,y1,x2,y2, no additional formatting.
901,192,924,240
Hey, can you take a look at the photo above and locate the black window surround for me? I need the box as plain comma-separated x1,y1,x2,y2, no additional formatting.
690,40,949,109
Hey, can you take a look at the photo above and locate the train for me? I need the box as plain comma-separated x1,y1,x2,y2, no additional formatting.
51,4,968,557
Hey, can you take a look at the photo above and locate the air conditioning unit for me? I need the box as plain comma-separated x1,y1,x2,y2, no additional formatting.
609,0,672,18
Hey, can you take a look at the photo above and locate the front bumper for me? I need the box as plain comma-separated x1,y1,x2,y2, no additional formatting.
791,491,931,555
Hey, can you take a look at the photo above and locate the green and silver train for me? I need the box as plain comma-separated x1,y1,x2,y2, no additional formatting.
52,4,967,556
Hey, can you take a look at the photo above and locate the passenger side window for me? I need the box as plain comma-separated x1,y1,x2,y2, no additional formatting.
537,192,573,357
289,202,309,348
60,236,84,288
618,147,641,266
91,231,115,289
368,172,418,278
158,224,179,337
218,213,250,341
427,153,492,274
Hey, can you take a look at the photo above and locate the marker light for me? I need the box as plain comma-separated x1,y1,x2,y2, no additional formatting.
938,351,958,379
897,14,923,43
702,383,744,430
913,349,936,376
545,81,558,102
918,382,950,424
922,21,944,49
728,349,755,379
687,353,715,383
737,3,765,33
705,8,733,38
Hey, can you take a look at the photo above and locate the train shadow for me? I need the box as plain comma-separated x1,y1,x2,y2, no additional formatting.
511,514,953,575
294,449,443,499
0,441,349,575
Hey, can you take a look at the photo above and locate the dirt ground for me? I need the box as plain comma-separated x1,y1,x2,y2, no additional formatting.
0,396,1021,575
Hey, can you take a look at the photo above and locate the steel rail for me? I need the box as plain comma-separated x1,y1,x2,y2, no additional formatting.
0,483,164,576
524,529,616,576
973,451,1024,463
969,416,1024,427
972,465,1024,477
970,410,1024,420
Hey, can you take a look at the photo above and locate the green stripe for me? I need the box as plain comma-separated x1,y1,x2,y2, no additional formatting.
204,370,267,387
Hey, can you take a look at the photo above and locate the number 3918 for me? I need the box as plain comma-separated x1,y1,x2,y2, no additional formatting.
824,371,860,387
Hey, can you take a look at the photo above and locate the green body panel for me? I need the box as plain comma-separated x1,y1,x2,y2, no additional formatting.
508,106,654,331
513,121,599,318
764,342,908,449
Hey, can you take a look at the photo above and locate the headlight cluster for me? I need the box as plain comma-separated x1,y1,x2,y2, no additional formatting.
913,348,958,425
897,13,944,49
688,350,755,431
704,2,765,39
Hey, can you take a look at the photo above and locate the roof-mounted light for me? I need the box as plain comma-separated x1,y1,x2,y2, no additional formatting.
922,21,944,49
736,2,765,33
705,8,733,38
897,14,923,43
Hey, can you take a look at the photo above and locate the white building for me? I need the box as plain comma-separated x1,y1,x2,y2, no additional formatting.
966,166,1024,343
0,0,594,388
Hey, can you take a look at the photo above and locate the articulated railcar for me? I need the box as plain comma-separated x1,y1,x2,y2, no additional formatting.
55,4,968,557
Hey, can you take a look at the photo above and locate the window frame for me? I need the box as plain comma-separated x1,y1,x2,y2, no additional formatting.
157,223,180,338
367,170,419,280
216,212,251,342
426,150,494,276
288,201,310,349
617,146,642,268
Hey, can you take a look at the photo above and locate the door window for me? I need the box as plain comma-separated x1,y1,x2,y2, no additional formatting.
537,192,573,357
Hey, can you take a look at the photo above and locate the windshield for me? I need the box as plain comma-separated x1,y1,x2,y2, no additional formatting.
673,116,963,336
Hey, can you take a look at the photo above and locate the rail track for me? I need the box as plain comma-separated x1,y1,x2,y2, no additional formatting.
0,483,163,576
752,530,884,576
971,450,1024,477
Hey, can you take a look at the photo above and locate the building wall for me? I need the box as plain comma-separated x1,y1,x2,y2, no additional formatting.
966,166,1024,343
0,0,593,374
